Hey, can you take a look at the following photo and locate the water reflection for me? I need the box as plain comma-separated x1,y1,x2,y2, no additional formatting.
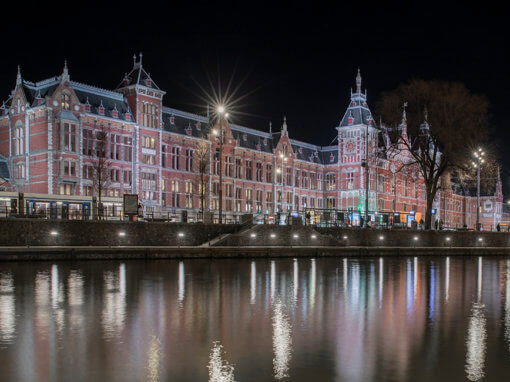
505,261,510,351
101,266,126,339
272,298,292,379
465,257,487,382
0,257,509,381
208,341,235,382
0,271,15,343
465,303,487,381
146,335,162,382
178,261,185,304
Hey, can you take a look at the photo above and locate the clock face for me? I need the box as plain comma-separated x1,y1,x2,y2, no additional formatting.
346,140,355,153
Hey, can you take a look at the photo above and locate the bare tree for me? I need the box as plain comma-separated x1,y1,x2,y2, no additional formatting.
378,80,490,229
454,148,500,194
194,140,210,220
92,124,111,218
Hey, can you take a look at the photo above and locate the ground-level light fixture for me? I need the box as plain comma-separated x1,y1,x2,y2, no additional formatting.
178,232,185,237
119,231,126,237
50,231,58,236
478,237,483,242
379,235,384,240
250,233,257,238
446,237,451,241
270,234,276,238
311,235,317,239
343,236,348,240
413,236,419,241
293,234,299,239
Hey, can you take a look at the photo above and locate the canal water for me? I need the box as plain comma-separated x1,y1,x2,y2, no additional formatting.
1,257,510,381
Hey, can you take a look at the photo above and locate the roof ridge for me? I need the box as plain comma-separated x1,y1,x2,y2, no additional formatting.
230,123,272,138
162,106,209,122
71,81,125,101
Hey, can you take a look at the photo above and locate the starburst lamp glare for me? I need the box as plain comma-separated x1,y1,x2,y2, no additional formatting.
217,105,225,114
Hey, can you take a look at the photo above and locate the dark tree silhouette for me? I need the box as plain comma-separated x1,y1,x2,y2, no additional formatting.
378,80,490,229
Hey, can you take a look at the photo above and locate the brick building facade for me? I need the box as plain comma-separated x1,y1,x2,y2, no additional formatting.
0,56,504,229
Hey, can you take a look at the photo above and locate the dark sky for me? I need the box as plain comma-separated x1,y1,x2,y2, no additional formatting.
2,3,509,195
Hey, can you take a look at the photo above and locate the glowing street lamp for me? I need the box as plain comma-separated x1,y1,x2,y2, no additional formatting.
216,105,227,224
473,148,485,231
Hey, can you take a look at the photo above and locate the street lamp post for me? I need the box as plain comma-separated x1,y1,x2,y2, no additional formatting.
275,153,287,220
215,106,227,224
362,123,370,227
472,148,485,231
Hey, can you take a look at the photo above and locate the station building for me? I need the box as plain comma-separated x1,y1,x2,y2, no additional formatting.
0,55,504,229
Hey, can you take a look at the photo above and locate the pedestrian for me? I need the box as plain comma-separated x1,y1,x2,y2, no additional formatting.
411,219,418,230
497,223,501,232
435,220,439,230
439,219,443,230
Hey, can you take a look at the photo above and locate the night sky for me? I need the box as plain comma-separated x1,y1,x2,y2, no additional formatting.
1,3,509,195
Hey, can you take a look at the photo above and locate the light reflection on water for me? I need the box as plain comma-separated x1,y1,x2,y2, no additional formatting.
272,298,292,379
208,341,236,382
1,257,510,381
0,272,15,344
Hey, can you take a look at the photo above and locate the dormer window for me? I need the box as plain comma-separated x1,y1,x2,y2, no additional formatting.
61,93,71,110
348,117,353,125
146,78,151,87
263,138,267,146
185,125,192,136
243,134,247,141
125,112,131,121
112,109,118,119
330,153,335,162
196,122,201,130
256,143,261,151
299,147,303,154
170,115,175,125
85,104,91,112
98,102,105,116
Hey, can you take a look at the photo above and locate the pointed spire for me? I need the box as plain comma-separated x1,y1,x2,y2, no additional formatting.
401,101,408,124
133,54,137,67
139,52,143,67
356,67,361,93
16,65,22,86
269,121,272,134
282,116,288,136
420,105,430,133
62,59,70,82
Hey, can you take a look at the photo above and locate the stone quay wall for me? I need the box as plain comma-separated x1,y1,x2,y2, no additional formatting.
214,224,340,246
0,219,243,247
317,227,510,248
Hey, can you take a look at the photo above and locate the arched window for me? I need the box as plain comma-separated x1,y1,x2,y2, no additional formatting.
61,93,71,110
13,123,24,155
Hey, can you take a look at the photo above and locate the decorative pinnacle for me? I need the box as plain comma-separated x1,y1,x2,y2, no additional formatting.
424,106,428,121
62,59,69,81
133,54,137,67
282,116,288,135
139,52,143,66
269,121,272,134
16,65,22,85
356,67,361,93
402,101,408,123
